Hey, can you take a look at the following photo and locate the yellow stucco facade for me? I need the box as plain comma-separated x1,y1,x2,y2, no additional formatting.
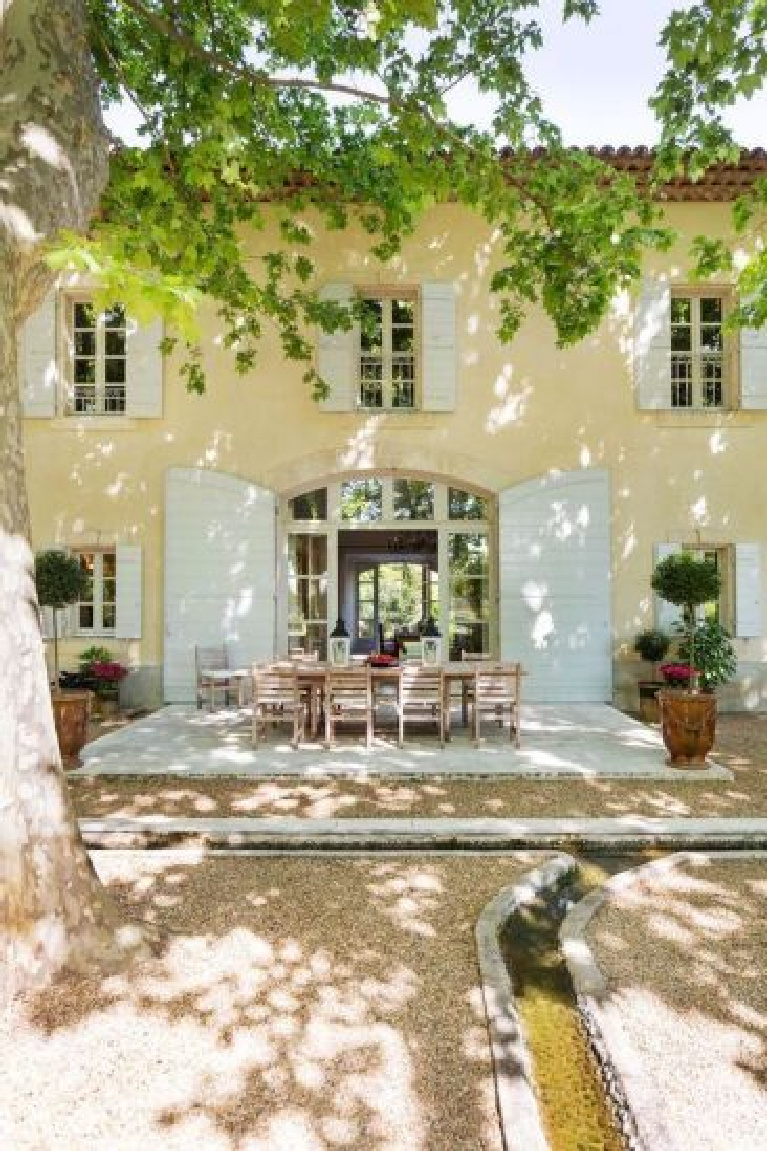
24,199,767,708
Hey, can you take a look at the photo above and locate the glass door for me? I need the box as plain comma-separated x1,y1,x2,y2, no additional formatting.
288,533,328,658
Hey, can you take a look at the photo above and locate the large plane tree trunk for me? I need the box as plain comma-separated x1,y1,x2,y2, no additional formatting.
1,0,132,998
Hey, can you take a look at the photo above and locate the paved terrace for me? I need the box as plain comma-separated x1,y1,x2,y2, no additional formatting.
73,703,732,780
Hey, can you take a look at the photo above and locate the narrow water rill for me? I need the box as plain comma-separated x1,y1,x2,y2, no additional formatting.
500,853,664,1151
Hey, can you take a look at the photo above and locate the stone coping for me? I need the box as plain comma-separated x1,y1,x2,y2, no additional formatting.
78,815,767,851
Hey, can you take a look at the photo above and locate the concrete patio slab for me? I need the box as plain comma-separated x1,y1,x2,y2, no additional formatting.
74,703,732,780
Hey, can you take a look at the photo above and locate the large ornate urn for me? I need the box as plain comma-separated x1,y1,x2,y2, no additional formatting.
657,690,716,768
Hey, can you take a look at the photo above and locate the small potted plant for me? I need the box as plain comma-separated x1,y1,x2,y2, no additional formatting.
35,549,89,760
91,659,128,716
633,628,670,722
78,646,125,716
651,552,721,767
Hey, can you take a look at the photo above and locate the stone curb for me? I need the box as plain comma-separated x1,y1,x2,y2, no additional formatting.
78,815,767,852
559,850,767,1151
476,854,577,1151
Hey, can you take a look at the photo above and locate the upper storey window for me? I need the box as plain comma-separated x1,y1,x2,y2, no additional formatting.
69,300,128,416
359,294,417,410
670,293,727,409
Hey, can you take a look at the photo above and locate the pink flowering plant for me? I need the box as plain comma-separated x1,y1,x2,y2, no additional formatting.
660,662,697,687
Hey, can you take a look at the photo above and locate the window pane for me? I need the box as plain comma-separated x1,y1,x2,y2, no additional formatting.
670,297,691,324
105,330,126,356
104,304,126,328
392,299,414,324
670,326,692,352
290,488,327,521
393,479,434,520
74,359,96,383
105,358,126,384
102,604,116,630
102,552,116,578
699,297,722,323
360,298,383,353
341,478,383,522
75,331,96,356
700,326,722,352
79,604,94,629
449,488,489,520
391,326,414,353
74,301,96,328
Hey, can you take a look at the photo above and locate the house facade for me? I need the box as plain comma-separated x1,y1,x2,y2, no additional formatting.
21,151,767,711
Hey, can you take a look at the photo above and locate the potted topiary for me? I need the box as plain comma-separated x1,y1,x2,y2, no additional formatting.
678,620,737,695
651,552,721,767
633,628,670,723
35,549,89,761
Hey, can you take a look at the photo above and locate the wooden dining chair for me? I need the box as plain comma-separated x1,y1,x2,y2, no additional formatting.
324,666,373,748
470,664,521,747
397,665,445,748
252,665,305,748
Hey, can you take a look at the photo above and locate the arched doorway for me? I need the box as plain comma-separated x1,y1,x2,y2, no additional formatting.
277,474,496,660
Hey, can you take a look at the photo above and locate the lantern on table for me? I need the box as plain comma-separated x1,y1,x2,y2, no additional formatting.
421,617,442,666
329,617,351,666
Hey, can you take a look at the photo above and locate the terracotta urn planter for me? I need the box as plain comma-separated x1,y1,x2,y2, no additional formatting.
51,690,90,762
657,689,716,768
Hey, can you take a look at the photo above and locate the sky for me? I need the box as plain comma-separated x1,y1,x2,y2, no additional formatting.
105,1,767,148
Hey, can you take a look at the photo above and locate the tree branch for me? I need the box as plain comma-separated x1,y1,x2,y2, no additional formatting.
117,0,390,106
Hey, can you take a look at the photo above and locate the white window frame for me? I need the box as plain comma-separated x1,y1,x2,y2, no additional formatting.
75,549,117,636
357,290,419,411
670,288,734,410
64,295,128,417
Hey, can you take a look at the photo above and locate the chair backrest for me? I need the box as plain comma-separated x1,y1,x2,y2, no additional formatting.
401,664,443,704
461,650,493,662
289,649,319,662
195,644,228,674
401,641,423,662
474,664,520,705
325,667,371,709
253,665,299,707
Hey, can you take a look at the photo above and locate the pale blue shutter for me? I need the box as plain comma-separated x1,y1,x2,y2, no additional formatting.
635,279,671,409
421,281,457,411
317,283,357,411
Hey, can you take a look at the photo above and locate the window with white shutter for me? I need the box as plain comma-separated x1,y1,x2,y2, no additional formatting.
61,294,163,419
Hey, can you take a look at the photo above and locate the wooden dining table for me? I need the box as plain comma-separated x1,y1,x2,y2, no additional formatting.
282,661,517,740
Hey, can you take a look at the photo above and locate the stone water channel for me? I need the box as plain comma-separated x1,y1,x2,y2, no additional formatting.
499,851,664,1151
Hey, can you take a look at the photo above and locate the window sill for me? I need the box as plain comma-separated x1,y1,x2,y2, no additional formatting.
50,416,139,431
644,409,759,428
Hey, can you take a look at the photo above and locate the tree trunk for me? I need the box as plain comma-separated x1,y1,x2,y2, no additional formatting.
0,0,137,998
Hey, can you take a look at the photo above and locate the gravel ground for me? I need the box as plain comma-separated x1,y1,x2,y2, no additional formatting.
68,713,767,821
1,852,551,1151
586,855,767,1151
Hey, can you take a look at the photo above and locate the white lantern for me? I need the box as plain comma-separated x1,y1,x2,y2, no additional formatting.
329,618,351,666
421,618,442,667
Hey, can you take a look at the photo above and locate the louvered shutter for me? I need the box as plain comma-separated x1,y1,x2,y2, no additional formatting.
735,543,762,637
317,283,357,411
635,279,671,409
653,543,684,633
421,281,457,411
125,317,163,417
115,545,143,638
499,469,611,702
739,311,767,409
164,468,276,701
20,291,58,417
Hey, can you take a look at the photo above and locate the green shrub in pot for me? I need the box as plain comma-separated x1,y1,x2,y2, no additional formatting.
677,620,736,693
651,553,720,692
